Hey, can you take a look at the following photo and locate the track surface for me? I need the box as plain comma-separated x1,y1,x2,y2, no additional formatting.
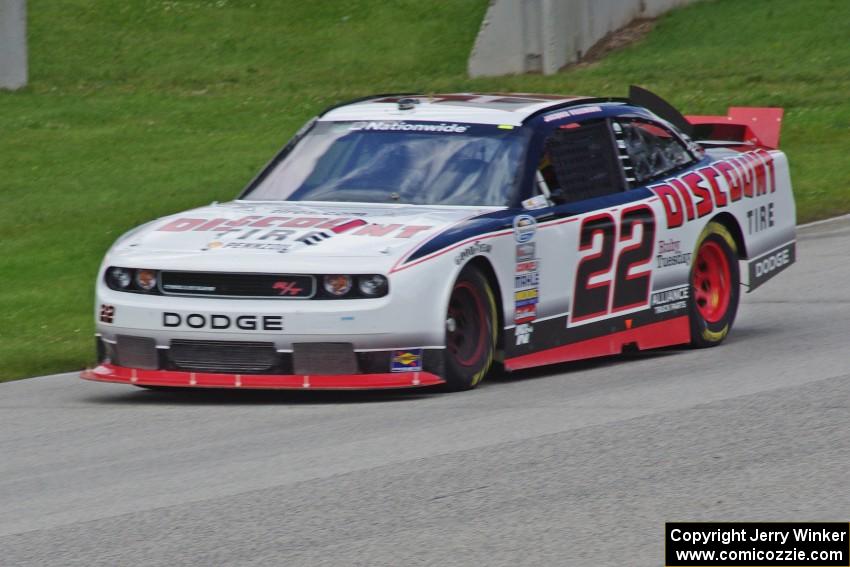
2,219,849,566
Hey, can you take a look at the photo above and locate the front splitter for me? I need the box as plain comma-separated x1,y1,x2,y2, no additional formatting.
81,363,444,390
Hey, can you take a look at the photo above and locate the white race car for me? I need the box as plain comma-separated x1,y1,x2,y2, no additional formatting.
83,88,796,391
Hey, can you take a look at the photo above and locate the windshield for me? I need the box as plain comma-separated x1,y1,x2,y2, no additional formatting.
242,120,529,206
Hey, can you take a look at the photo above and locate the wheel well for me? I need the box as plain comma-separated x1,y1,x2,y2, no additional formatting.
466,256,505,356
710,212,748,259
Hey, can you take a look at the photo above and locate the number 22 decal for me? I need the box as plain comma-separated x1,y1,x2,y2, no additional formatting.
570,205,656,324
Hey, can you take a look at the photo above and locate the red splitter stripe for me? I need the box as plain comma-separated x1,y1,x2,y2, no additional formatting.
81,363,444,390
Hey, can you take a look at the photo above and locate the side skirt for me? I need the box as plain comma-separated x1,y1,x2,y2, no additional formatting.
504,315,690,372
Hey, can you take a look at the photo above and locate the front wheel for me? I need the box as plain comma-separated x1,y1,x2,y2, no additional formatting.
689,222,740,347
442,266,498,390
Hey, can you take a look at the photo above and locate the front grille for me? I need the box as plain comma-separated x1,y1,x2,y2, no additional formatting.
114,335,158,369
160,271,315,299
293,343,358,375
169,340,278,373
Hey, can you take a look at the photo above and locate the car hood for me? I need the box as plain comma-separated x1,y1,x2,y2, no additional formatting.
107,201,496,271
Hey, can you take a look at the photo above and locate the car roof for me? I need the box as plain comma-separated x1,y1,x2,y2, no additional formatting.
319,93,605,126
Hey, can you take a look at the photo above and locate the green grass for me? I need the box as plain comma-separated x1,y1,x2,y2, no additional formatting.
1,0,848,381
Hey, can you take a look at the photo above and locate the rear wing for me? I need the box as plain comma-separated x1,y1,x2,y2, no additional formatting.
686,107,784,149
628,86,784,150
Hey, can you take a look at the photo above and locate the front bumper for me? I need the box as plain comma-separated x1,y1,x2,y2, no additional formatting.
82,363,444,390
95,281,447,351
90,263,454,389
86,334,446,390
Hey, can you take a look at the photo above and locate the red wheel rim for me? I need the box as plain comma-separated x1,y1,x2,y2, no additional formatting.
692,240,731,323
446,281,487,367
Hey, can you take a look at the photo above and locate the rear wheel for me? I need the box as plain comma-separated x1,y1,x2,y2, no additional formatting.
689,222,740,347
442,266,497,390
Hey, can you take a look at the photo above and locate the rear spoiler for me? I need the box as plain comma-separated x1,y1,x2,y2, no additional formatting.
628,86,784,149
686,107,784,149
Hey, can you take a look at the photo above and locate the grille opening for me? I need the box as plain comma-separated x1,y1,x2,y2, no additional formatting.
114,335,158,370
169,340,278,374
160,272,315,298
293,343,358,375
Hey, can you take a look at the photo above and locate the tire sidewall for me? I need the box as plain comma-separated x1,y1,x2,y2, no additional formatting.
443,266,497,390
689,223,740,347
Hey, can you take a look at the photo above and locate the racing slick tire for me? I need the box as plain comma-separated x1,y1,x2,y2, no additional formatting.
689,221,740,348
442,266,498,391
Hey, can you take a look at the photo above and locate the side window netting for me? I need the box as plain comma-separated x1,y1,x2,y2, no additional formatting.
544,119,625,203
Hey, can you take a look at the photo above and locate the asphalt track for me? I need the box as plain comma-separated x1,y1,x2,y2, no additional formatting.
2,218,849,566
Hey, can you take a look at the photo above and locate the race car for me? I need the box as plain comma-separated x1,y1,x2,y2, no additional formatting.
82,87,796,391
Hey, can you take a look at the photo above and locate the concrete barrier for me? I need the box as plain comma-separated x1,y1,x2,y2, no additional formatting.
0,0,27,90
468,0,699,77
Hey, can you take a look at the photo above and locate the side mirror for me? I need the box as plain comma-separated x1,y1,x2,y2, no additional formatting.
521,195,550,210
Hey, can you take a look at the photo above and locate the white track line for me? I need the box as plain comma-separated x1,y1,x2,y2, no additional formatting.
798,212,850,229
